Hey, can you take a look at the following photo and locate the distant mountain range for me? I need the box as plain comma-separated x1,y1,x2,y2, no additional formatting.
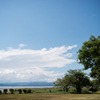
0,82,54,86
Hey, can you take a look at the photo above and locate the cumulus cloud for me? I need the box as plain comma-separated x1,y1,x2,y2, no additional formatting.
0,44,77,68
19,43,27,49
0,68,64,82
0,44,77,82
0,70,16,74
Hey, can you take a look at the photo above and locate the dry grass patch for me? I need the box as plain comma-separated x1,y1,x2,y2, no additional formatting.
0,93,100,100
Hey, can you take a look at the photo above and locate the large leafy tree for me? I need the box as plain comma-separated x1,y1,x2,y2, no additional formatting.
77,35,100,80
66,69,90,93
90,79,99,89
53,69,90,93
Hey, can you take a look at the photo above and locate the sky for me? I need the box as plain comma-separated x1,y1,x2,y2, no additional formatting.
0,0,100,83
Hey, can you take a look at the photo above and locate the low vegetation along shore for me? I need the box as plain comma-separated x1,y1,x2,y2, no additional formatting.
0,87,100,100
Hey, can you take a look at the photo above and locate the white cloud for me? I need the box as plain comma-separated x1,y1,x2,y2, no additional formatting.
0,44,77,82
0,44,77,68
19,43,27,49
63,53,73,58
0,68,64,82
0,70,16,74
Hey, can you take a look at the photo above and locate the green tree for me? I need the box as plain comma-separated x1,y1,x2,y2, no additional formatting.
53,76,70,92
90,79,99,89
9,88,14,94
53,69,90,93
66,69,90,93
23,89,27,93
3,89,8,94
77,35,100,81
18,89,22,94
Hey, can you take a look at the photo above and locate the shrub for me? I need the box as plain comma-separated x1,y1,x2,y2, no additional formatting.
0,90,2,94
58,89,63,92
69,88,77,94
23,89,27,93
15,89,17,91
89,88,97,93
3,89,8,94
49,89,52,93
9,88,14,94
97,87,100,91
18,89,22,94
27,89,31,93
82,88,89,94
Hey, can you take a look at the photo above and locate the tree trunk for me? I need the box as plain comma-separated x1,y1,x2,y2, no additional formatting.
76,86,81,94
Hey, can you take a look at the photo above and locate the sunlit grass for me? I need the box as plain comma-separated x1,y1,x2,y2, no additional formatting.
0,93,100,100
0,87,100,100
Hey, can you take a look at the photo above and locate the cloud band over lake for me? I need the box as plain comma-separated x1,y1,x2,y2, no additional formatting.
0,44,77,82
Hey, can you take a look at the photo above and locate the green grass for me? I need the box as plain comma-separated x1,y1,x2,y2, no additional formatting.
0,87,100,100
0,93,100,100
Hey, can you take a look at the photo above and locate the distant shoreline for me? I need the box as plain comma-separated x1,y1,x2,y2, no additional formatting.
0,86,54,91
0,82,54,86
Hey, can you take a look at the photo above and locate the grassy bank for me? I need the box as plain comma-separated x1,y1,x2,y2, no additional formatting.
1,87,100,94
0,87,100,100
0,93,100,100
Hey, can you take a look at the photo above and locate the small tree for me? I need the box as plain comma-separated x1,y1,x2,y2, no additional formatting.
27,89,31,93
18,89,22,94
23,89,27,93
53,76,69,92
3,89,8,94
0,90,2,94
9,88,14,94
49,89,52,93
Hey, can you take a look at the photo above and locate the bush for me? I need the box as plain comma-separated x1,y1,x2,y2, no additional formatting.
0,90,2,94
49,89,52,93
82,88,89,94
27,89,31,93
97,87,100,91
89,88,97,93
3,89,8,94
69,88,77,94
9,88,14,94
15,89,17,91
58,89,63,92
18,89,22,94
23,89,27,93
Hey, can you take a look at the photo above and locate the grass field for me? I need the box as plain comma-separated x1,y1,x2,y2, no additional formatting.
0,93,100,100
0,87,100,100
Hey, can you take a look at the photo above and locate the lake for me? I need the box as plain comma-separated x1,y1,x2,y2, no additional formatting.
0,86,54,91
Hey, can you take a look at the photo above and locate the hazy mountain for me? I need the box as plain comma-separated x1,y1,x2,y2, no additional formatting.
0,82,54,86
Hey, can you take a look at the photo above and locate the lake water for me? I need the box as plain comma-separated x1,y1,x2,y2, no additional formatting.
0,86,54,91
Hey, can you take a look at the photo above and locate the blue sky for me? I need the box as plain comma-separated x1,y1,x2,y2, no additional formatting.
0,0,100,82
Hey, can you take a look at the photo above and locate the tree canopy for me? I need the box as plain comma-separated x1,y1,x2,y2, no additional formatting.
53,75,70,92
66,69,90,93
53,69,90,93
77,35,100,80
